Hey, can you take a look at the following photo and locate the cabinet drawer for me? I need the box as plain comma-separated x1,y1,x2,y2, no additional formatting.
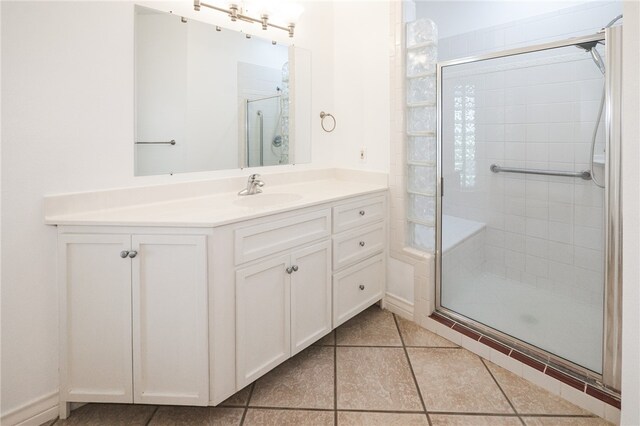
333,222,384,270
235,209,331,265
333,195,385,233
333,254,384,327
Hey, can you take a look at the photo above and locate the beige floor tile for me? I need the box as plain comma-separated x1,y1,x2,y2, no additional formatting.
338,411,429,425
148,406,243,426
485,361,589,415
407,348,513,413
55,403,157,425
243,408,334,425
336,346,422,411
220,384,252,407
314,330,336,346
523,417,613,426
396,316,458,347
430,414,522,425
250,345,334,409
336,306,402,346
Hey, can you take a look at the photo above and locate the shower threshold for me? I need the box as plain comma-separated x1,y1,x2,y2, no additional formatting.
430,306,620,408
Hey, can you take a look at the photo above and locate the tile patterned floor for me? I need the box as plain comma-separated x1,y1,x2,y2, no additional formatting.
48,306,613,426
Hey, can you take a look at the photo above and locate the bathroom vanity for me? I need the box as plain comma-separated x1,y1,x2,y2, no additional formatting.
46,172,387,418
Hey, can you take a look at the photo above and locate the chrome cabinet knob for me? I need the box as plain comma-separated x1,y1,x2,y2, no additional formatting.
359,210,365,216
128,250,138,258
359,284,365,290
359,241,365,247
292,265,299,272
120,250,130,258
286,266,293,274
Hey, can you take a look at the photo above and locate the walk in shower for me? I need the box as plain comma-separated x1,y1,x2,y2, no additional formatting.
245,93,288,167
435,26,622,390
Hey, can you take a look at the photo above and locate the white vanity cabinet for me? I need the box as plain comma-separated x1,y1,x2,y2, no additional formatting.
210,194,387,403
53,186,388,414
331,195,386,327
232,208,332,388
58,230,209,413
235,240,331,387
58,234,133,404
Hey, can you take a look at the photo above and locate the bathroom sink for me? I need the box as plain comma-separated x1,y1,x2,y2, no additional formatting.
233,193,303,208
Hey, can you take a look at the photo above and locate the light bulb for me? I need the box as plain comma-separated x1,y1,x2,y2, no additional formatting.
282,2,303,24
243,0,273,17
270,1,303,25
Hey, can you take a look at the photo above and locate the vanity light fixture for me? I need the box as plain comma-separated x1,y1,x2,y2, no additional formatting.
193,0,300,37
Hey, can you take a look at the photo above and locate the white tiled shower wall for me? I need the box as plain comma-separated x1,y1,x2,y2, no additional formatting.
431,2,622,306
441,49,607,305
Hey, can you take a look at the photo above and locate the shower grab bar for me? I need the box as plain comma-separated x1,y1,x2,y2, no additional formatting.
135,140,176,145
490,164,591,180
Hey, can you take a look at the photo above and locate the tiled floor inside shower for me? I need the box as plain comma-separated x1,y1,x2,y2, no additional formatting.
442,270,603,372
48,306,611,426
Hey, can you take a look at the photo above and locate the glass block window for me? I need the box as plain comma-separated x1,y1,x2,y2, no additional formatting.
406,18,438,253
453,83,476,188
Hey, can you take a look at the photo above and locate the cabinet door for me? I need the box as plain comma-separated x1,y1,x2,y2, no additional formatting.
59,234,133,403
236,254,291,388
290,240,332,355
131,235,208,405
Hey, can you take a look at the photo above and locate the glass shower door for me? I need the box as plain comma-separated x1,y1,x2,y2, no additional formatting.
438,38,607,374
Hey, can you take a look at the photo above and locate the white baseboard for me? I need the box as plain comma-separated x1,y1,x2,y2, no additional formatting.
383,292,414,320
1,391,59,426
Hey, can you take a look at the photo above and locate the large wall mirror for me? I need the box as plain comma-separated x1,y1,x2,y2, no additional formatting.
134,5,312,176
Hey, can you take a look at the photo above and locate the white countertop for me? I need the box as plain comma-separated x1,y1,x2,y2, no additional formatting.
45,178,387,228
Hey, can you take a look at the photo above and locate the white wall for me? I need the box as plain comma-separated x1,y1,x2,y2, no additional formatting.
416,1,589,38
0,0,335,418
435,1,622,61
332,0,391,172
621,1,640,424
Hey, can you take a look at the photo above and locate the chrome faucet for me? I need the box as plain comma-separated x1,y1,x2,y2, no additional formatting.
238,174,264,196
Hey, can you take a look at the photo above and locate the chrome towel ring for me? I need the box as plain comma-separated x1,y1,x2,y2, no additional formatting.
320,111,336,132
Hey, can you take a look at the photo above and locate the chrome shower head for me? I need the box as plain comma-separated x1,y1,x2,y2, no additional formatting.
576,41,605,75
589,48,606,75
575,41,599,52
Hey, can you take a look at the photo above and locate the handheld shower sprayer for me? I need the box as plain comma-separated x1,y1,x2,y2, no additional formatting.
576,14,622,189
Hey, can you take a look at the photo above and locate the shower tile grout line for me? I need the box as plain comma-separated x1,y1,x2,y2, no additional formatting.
479,357,526,426
392,313,433,426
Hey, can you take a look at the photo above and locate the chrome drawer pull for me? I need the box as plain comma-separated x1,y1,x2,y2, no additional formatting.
128,250,138,258
120,250,130,258
359,241,365,247
359,210,365,216
359,284,365,290
292,265,299,272
286,266,293,274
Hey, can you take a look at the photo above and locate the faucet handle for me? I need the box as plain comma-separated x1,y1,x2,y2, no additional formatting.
249,173,261,181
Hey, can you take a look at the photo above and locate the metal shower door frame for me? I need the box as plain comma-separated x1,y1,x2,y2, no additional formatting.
434,30,622,390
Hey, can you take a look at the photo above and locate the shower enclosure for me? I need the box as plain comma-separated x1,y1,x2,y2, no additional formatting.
245,93,288,167
435,27,622,390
